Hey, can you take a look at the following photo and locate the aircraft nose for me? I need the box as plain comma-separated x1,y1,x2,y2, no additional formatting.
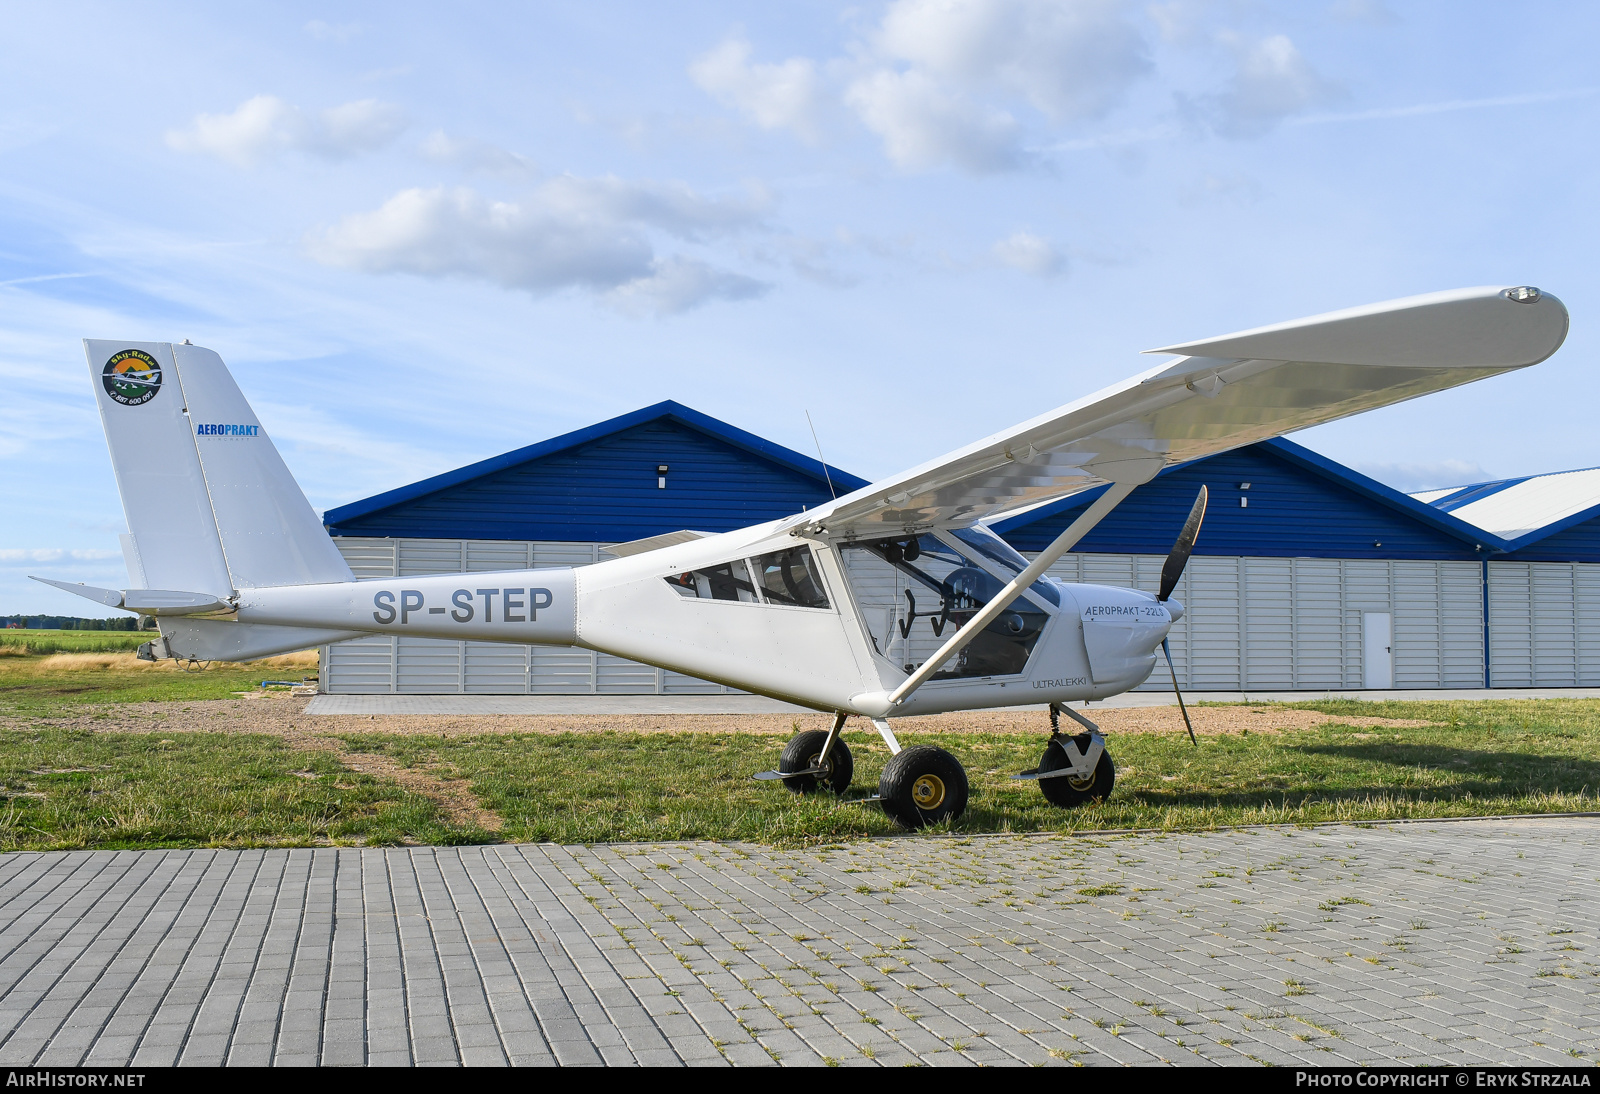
1165,598,1184,624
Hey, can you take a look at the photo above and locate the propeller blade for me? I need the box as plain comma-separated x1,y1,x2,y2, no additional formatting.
1157,485,1208,603
1162,638,1198,747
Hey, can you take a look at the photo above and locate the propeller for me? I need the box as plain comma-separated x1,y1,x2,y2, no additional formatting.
1157,485,1207,746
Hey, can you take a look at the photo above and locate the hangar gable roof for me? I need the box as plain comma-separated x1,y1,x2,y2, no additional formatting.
1411,466,1600,547
323,400,868,543
990,438,1504,560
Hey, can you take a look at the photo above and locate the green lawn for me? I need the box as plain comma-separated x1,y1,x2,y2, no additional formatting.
0,729,465,851
336,697,1600,843
0,652,293,718
0,629,152,654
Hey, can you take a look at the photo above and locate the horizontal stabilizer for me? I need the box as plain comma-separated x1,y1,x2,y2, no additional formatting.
153,618,364,662
123,590,234,614
31,577,233,616
30,578,123,608
604,530,713,558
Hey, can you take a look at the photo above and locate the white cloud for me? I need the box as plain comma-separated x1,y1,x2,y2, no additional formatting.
1329,0,1399,25
845,69,1023,172
1147,1,1207,44
165,95,407,166
991,231,1064,276
307,178,770,314
876,0,1150,121
305,20,363,42
607,258,768,316
1349,459,1491,494
0,549,120,565
534,175,770,241
690,37,824,141
420,131,537,175
1206,34,1340,136
314,99,408,155
693,1,1149,174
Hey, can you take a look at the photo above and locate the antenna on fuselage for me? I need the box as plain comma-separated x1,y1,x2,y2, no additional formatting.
805,410,837,500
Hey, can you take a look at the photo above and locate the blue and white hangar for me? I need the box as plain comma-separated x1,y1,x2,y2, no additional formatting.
317,402,1600,696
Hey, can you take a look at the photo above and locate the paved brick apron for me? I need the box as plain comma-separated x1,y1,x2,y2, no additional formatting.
0,818,1595,1066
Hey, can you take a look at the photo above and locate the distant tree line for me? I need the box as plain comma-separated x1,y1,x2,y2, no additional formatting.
0,615,155,630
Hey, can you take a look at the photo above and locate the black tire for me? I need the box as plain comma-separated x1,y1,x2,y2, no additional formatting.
1036,735,1115,807
878,745,968,829
778,730,853,794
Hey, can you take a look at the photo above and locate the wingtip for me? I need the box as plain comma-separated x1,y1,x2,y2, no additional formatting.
1139,286,1568,369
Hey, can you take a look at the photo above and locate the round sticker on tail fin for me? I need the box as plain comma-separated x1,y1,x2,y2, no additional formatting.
102,349,162,406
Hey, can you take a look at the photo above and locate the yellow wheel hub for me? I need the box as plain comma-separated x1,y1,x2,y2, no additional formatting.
911,773,946,809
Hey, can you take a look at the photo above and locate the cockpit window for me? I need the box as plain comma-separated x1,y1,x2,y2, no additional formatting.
840,534,1049,679
665,558,760,602
665,546,831,610
753,547,830,609
947,525,1061,607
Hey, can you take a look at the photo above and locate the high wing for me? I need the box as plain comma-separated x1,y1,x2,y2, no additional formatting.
786,286,1567,539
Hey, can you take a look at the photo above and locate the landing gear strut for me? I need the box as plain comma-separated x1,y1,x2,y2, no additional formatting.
754,712,853,793
1013,703,1116,807
754,713,971,830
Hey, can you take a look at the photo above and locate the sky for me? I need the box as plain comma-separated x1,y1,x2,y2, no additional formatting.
3,0,1597,615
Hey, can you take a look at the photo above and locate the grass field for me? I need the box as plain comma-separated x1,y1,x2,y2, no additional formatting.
1,651,1598,848
339,699,1600,842
0,730,464,851
0,649,312,717
0,629,153,655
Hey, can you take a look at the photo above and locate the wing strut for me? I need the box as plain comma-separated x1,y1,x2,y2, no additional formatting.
885,480,1139,708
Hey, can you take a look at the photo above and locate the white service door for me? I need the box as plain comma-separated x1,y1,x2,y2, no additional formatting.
1362,612,1393,689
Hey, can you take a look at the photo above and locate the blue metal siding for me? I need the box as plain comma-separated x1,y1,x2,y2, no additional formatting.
1501,515,1600,563
995,445,1486,560
325,419,845,541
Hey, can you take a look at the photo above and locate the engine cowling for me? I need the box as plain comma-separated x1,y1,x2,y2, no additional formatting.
1067,584,1176,688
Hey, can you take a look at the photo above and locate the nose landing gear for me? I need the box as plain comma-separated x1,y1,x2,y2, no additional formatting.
1012,703,1117,807
776,727,854,794
754,713,853,793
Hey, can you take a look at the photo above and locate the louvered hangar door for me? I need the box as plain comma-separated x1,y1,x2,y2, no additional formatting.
1580,565,1600,685
1291,559,1345,690
1488,561,1600,687
321,538,741,694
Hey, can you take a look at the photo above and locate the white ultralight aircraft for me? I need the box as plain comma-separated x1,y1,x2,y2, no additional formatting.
41,286,1568,828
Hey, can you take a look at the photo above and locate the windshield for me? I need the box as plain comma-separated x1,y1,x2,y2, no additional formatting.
839,534,1049,680
946,525,1062,607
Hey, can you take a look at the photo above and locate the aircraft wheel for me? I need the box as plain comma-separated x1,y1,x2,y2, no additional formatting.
778,730,853,794
1037,735,1116,808
878,746,968,829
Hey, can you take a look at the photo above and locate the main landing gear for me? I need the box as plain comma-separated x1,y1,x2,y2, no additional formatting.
1012,703,1116,806
758,704,1113,826
752,713,969,830
878,745,968,829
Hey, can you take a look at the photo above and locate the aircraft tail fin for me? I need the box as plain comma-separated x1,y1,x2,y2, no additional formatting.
85,340,354,593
